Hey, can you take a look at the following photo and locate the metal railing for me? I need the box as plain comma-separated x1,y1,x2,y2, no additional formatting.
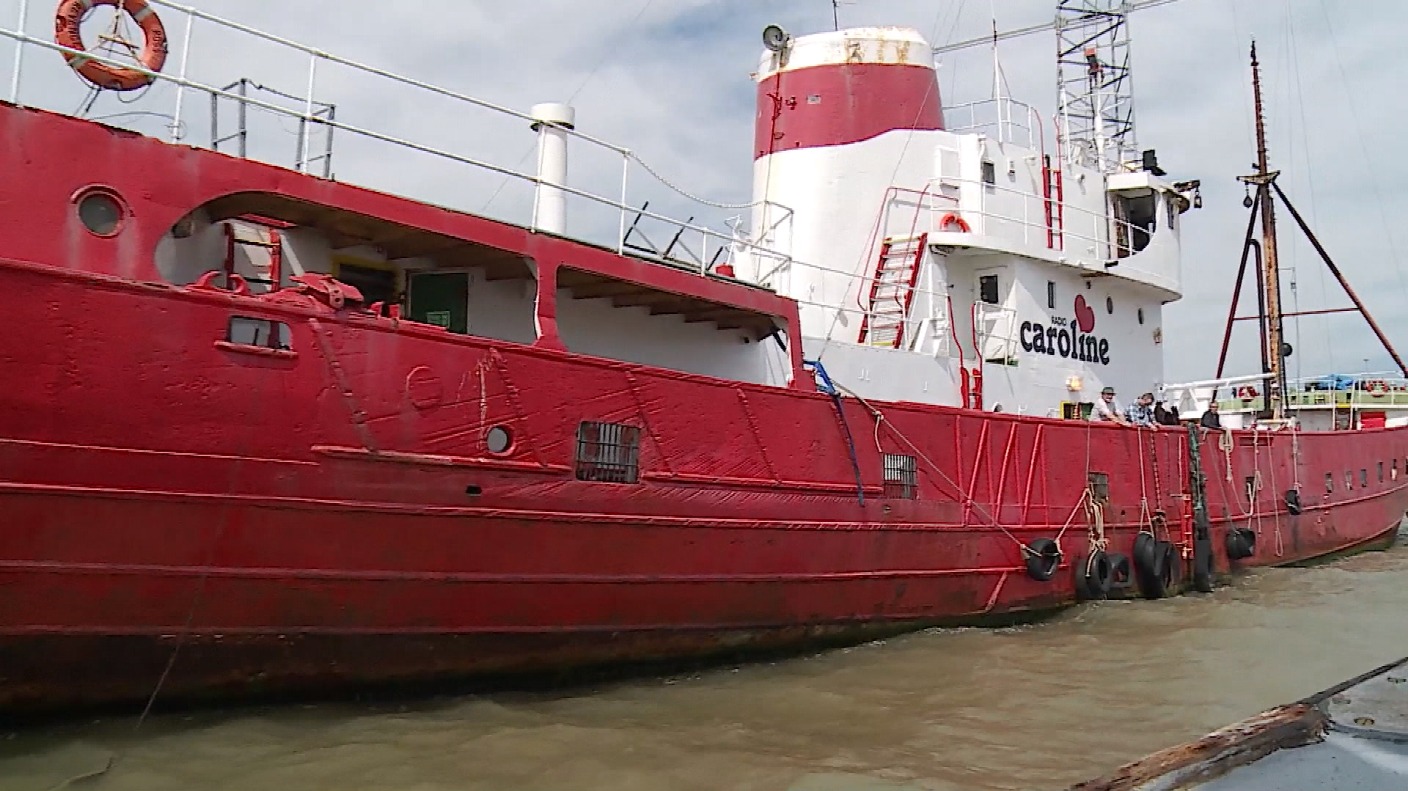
877,178,1160,272
944,98,1047,153
2,0,795,279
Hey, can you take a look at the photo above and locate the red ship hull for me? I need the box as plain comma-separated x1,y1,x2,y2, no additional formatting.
2,260,1404,714
1,103,1405,715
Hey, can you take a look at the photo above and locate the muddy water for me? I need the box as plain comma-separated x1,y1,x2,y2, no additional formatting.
6,537,1408,791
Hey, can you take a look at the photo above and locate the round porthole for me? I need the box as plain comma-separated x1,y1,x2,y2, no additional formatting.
75,188,126,237
486,426,513,455
1137,307,1145,325
1105,296,1114,315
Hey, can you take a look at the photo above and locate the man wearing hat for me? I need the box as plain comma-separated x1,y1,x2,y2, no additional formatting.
1090,385,1130,425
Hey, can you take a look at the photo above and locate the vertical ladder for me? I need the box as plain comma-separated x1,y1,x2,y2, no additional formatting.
1042,154,1065,251
223,220,284,292
858,233,927,348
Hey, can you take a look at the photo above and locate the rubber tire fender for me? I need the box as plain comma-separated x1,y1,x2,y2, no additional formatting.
1023,538,1062,582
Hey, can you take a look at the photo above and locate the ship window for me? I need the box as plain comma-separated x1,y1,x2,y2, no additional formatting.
574,421,640,484
981,160,996,185
226,316,291,349
1379,461,1385,483
883,453,918,499
1047,281,1056,309
486,426,513,455
1244,475,1258,503
76,188,126,237
1087,472,1110,503
1345,471,1353,490
1361,468,1368,487
979,275,999,305
1325,473,1334,493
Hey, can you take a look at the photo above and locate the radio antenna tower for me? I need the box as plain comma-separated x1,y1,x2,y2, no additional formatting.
1055,1,1138,173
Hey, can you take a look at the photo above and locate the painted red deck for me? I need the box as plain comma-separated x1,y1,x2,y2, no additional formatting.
1,102,1405,715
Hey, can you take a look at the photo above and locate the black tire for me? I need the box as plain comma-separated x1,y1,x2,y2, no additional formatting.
1135,536,1175,600
1075,549,1114,600
1226,527,1257,560
1024,538,1062,582
1107,552,1132,588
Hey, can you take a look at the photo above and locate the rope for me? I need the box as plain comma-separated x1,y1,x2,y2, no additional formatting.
1219,429,1235,482
815,372,1054,558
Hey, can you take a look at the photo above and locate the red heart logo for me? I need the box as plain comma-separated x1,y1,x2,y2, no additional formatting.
1074,295,1096,333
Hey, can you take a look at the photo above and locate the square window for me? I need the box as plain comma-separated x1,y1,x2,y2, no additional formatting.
883,453,918,499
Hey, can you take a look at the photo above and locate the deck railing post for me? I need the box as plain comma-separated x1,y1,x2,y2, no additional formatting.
8,0,29,105
168,10,195,142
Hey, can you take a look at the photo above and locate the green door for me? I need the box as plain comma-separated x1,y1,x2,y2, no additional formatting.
408,271,469,334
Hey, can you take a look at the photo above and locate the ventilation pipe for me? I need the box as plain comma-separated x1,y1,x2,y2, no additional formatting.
529,102,575,235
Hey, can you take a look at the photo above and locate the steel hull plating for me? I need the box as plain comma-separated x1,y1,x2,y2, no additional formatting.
2,262,1406,715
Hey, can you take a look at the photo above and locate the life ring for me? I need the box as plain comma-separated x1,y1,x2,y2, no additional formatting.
1235,385,1258,400
1022,538,1062,582
1074,549,1113,600
55,0,169,92
1364,379,1389,397
938,212,972,233
1132,533,1176,599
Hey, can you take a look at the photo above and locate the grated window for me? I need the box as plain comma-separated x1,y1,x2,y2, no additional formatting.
574,421,641,483
883,453,918,499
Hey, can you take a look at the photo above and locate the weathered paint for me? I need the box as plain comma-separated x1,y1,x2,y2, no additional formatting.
0,101,1406,717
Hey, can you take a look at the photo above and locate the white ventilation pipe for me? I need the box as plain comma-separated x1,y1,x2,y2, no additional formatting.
529,102,575,235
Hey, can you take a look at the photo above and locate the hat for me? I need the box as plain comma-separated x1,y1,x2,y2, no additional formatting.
1101,386,1115,395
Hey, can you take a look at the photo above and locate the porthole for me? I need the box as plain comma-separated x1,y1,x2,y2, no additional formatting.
1105,296,1114,315
486,425,513,455
74,187,126,237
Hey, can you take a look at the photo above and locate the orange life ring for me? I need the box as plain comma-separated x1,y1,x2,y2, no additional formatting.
1365,379,1389,397
939,212,972,233
55,0,168,92
1235,385,1258,400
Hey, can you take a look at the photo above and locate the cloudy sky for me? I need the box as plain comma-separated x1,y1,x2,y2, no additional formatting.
5,0,1404,382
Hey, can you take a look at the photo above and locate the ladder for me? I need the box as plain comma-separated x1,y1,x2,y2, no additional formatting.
1042,154,1065,251
858,233,926,348
223,218,285,291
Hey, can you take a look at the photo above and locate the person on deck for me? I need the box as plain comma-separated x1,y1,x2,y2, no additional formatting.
1125,392,1156,427
1153,401,1181,426
1200,401,1223,430
1090,386,1129,425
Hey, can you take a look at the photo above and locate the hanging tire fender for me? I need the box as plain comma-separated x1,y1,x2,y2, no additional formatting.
1023,538,1062,582
1075,549,1114,600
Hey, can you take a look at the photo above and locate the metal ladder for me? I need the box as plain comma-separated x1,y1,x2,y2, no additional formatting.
858,233,927,348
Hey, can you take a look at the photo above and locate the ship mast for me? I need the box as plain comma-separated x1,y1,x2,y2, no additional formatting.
1217,41,1408,417
1244,42,1288,420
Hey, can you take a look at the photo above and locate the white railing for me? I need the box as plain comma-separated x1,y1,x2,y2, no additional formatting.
876,177,1158,273
1,0,795,280
944,98,1047,153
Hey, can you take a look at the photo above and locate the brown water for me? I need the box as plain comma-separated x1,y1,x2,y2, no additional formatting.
6,538,1408,791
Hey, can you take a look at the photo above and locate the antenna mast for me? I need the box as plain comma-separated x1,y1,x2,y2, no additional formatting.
1055,0,1138,172
1243,41,1288,419
1218,41,1408,418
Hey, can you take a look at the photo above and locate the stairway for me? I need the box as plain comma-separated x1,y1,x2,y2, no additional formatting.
858,233,927,348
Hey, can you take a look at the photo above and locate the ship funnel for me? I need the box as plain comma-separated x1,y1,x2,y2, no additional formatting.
529,102,575,235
